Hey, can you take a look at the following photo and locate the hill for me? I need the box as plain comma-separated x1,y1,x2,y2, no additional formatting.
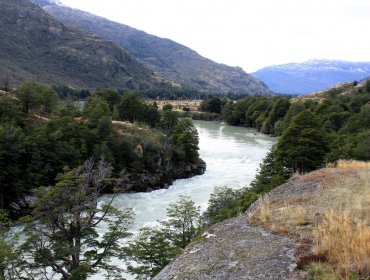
0,0,158,90
154,162,370,279
252,59,370,94
32,0,272,96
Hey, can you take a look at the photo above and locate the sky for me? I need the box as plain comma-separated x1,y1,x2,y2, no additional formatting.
59,0,370,73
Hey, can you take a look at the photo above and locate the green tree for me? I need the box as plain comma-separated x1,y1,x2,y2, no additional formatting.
203,187,245,224
0,211,23,280
275,110,329,173
17,81,58,114
160,111,179,135
118,92,145,123
126,195,200,279
162,103,173,111
83,95,111,126
125,227,180,279
0,124,26,209
142,104,160,127
249,148,286,193
162,195,201,249
21,158,133,280
93,88,120,113
173,118,199,163
0,96,23,124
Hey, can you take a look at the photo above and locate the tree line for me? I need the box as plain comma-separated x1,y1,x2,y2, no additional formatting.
198,81,370,222
0,82,201,214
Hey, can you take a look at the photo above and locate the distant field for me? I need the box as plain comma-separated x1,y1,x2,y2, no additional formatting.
153,100,202,112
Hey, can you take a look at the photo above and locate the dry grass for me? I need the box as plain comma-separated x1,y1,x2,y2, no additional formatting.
280,203,309,227
248,165,370,279
294,206,309,226
333,159,370,169
258,196,271,223
313,209,370,278
153,100,202,112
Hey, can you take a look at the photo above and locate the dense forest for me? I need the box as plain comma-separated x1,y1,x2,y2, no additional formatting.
0,82,204,215
52,82,210,101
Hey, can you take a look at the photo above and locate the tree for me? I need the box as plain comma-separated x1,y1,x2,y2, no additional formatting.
173,118,199,163
83,95,111,127
93,89,120,113
162,103,173,111
203,187,244,224
17,81,59,114
0,211,23,280
118,92,145,123
275,110,329,173
125,227,180,279
208,97,222,113
1,75,11,92
126,195,200,279
142,104,160,127
249,147,286,193
0,124,26,209
162,195,201,249
21,158,133,280
159,111,178,135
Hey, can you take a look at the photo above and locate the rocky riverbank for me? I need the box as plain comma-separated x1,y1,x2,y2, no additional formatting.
10,159,206,218
118,159,207,192
154,163,370,279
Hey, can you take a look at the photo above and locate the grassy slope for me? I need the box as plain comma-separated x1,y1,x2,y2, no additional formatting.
248,160,370,279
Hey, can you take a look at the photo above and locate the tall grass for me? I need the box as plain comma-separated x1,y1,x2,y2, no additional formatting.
258,195,271,222
313,209,370,278
329,160,370,169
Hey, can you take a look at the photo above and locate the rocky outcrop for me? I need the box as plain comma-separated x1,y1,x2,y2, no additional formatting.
154,167,370,279
154,216,298,280
118,159,206,192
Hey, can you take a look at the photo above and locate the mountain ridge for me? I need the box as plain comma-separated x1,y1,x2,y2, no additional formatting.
252,59,370,94
33,1,272,95
0,0,159,91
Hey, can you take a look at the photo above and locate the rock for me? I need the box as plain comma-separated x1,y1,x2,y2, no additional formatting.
154,216,298,280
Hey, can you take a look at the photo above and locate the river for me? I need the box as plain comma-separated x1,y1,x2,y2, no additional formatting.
109,120,275,230
94,120,275,278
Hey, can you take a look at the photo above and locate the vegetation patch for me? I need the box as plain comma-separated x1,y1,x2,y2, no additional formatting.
248,163,370,279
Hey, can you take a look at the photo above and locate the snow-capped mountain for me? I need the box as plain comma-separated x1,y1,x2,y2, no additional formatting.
252,59,370,94
29,0,63,7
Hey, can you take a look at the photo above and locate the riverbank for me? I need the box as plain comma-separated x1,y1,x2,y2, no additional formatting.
118,159,207,192
154,161,370,279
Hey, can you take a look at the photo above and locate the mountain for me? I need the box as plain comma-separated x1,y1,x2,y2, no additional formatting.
0,0,158,90
31,0,272,95
252,59,370,95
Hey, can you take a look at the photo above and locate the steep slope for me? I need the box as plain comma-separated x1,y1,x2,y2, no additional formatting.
0,0,157,90
32,1,272,95
252,59,370,94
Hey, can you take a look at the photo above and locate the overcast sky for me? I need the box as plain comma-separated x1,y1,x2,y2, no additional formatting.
59,0,370,72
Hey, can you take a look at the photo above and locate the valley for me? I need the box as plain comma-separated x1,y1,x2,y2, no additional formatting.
0,0,369,279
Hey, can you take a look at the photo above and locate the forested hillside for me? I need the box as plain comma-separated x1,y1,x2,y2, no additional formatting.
0,83,204,216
